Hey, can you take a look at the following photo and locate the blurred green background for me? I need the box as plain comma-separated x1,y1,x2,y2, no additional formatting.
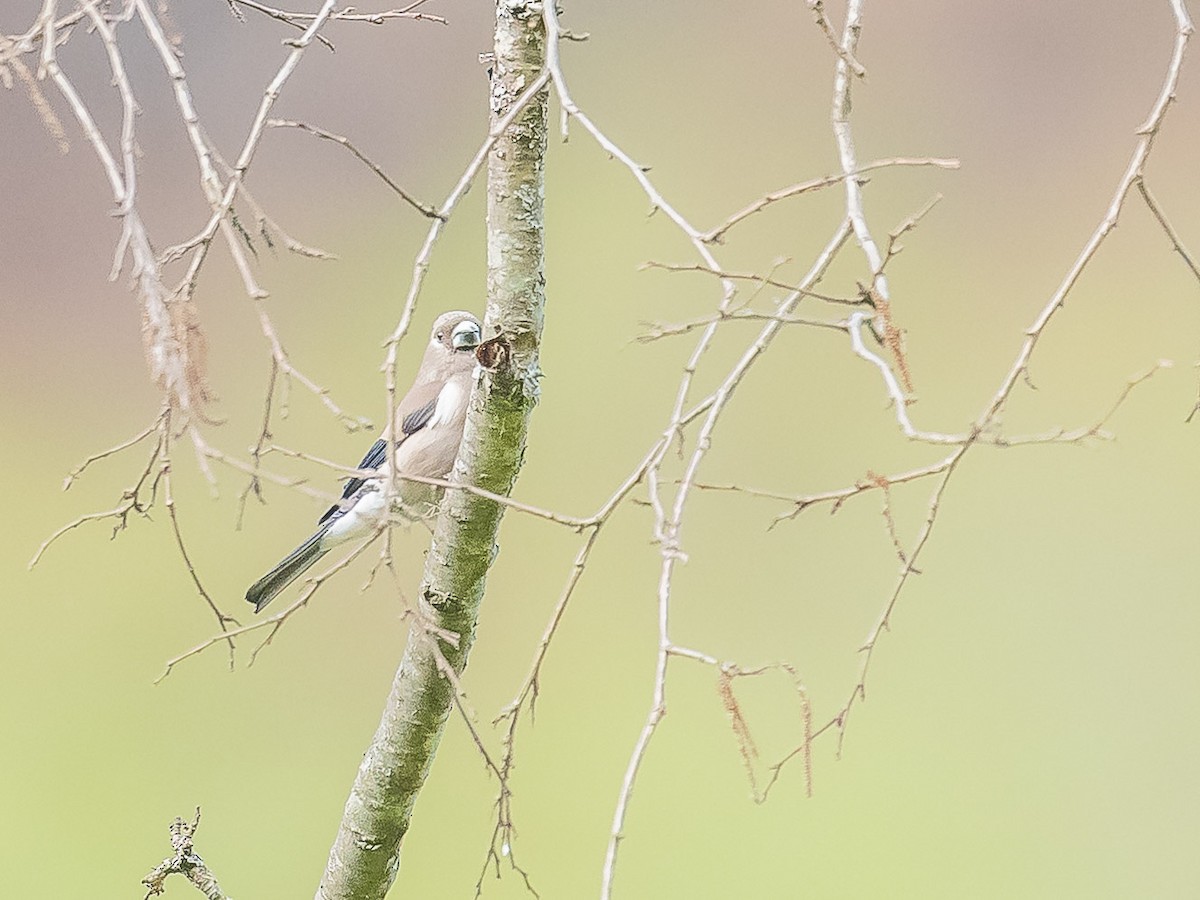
2,1,1199,897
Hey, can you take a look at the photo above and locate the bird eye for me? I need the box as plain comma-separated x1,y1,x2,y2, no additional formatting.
436,332,444,341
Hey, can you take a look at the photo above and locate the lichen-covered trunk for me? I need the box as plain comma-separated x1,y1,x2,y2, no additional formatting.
314,3,547,898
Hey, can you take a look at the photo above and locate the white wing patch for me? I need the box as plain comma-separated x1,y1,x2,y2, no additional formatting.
323,483,387,546
427,380,463,429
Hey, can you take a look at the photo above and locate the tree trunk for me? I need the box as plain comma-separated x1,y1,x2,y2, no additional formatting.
314,3,548,897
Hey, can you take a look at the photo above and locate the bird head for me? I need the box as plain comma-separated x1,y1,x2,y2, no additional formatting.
430,310,482,353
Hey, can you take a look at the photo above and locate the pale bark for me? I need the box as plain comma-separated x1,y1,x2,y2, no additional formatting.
314,2,548,898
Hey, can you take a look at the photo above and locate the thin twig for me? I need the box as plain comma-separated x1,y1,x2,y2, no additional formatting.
639,260,859,305
156,529,384,682
1136,178,1200,283
62,415,163,490
268,118,440,218
702,156,958,244
804,0,867,79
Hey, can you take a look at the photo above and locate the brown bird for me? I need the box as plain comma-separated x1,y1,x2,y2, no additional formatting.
245,310,482,612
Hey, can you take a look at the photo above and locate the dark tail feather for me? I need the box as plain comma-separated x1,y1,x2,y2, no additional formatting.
246,531,329,613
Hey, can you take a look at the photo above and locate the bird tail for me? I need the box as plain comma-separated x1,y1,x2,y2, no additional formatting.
245,530,329,613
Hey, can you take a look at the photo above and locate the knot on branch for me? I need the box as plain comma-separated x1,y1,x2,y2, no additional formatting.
423,587,467,619
498,0,545,20
476,331,542,407
475,334,513,371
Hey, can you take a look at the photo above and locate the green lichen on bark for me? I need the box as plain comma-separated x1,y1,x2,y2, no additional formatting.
315,3,548,899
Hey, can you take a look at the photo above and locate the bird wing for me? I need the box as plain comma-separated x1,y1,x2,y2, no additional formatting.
394,376,445,436
317,380,446,525
400,396,438,435
318,439,387,526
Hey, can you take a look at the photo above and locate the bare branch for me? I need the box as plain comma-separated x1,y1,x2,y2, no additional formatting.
696,454,954,523
62,417,162,491
804,0,866,79
265,443,594,529
141,809,229,900
145,0,372,438
701,157,958,245
236,358,280,529
192,431,336,505
846,312,964,443
30,424,167,569
638,260,860,306
161,424,239,659
603,219,853,899
41,14,210,414
831,455,962,753
232,0,447,35
156,529,383,682
812,0,1195,766
637,307,850,344
268,118,441,218
973,2,1192,436
1136,179,1200,283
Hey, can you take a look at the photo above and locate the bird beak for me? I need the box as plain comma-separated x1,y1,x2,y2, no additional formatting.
451,321,482,350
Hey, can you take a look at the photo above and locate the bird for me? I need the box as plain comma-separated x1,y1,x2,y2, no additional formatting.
245,310,483,613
